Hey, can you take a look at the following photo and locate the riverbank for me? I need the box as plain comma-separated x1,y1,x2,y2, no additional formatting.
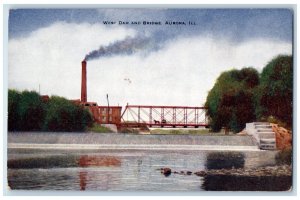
196,164,292,177
160,165,292,191
160,164,292,177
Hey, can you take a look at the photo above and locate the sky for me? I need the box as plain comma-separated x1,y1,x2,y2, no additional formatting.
8,8,293,107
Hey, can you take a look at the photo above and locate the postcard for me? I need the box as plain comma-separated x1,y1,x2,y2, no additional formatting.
6,6,294,193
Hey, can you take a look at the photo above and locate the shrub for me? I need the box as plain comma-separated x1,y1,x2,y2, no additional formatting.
43,96,93,132
275,147,292,165
8,89,93,132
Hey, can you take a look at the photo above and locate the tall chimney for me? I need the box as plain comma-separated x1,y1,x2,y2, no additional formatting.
81,60,87,102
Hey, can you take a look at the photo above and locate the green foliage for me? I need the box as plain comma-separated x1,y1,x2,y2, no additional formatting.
205,68,259,133
8,89,93,132
18,90,45,131
275,147,292,165
257,55,293,128
8,89,21,131
205,55,293,133
43,96,93,132
265,116,289,130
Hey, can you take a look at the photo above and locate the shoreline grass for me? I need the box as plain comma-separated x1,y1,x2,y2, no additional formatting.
150,128,223,135
87,123,113,133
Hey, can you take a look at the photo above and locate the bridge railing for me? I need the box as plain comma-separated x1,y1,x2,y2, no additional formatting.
121,105,208,128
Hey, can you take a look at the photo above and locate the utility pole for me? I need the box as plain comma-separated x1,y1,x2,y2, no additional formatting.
107,94,109,123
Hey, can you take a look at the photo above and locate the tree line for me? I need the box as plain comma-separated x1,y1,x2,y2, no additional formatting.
205,55,293,133
8,90,93,132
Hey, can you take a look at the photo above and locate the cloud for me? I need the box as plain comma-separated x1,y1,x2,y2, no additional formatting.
9,22,292,108
9,22,136,98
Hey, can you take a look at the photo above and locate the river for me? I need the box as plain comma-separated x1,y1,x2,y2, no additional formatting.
7,132,290,191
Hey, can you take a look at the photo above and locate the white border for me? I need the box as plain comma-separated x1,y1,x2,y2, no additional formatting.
1,1,299,199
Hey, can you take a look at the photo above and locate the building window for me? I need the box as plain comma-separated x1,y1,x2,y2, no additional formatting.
102,116,106,121
109,116,112,122
102,108,106,114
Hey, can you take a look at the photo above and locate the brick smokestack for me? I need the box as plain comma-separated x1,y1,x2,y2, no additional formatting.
81,60,87,102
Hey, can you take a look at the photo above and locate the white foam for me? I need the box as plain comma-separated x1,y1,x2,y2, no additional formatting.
8,143,260,151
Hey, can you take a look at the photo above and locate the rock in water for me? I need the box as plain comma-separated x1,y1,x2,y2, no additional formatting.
195,171,207,177
161,168,172,176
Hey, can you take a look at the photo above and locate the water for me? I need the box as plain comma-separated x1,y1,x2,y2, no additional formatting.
8,148,281,191
7,132,289,191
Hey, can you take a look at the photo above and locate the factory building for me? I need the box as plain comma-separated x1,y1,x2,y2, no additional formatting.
98,106,122,124
80,61,122,125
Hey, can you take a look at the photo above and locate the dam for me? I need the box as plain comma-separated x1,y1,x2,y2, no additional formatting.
8,132,259,151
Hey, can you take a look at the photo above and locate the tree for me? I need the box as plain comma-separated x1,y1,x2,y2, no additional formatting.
18,90,45,131
8,89,21,131
257,55,293,127
43,96,93,132
205,67,259,133
8,89,93,132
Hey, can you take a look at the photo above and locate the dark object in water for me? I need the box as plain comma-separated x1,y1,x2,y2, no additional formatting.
195,171,207,177
161,168,172,176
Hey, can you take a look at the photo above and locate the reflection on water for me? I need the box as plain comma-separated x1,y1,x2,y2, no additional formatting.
8,155,121,169
79,171,87,191
8,149,284,191
78,155,121,167
201,175,292,191
77,155,121,191
205,152,245,169
8,156,78,169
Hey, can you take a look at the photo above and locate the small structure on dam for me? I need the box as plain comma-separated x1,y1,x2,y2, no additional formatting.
246,122,276,150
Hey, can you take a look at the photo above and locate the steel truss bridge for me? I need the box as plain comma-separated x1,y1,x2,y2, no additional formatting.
120,105,209,128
